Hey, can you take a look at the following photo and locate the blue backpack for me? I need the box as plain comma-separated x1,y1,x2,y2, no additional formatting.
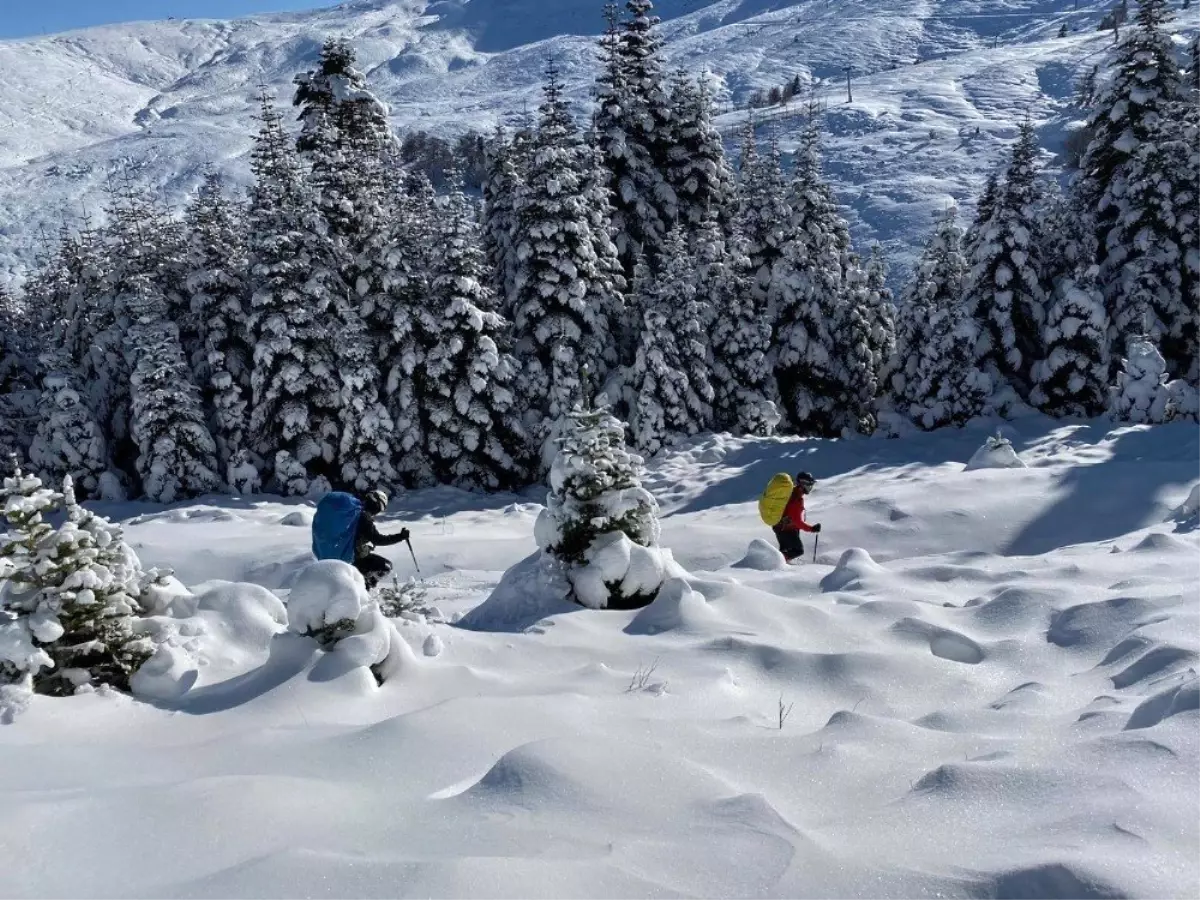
311,492,364,563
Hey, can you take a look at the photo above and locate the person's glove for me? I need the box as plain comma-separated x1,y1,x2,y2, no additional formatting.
399,528,411,542
813,523,822,533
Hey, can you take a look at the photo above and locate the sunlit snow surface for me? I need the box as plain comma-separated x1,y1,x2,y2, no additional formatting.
2,0,1197,283
1,414,1197,898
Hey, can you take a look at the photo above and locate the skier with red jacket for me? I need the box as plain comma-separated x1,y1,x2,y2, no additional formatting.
774,471,821,562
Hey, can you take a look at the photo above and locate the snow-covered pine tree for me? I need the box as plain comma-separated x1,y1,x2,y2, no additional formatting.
629,228,713,455
737,124,791,304
700,216,780,436
28,352,113,500
1110,334,1176,423
512,62,623,448
1031,264,1111,418
423,176,529,490
122,279,221,503
863,244,898,395
293,38,392,157
962,169,1000,264
892,210,989,429
378,174,437,488
593,2,671,275
535,405,662,609
666,70,737,237
0,284,30,396
1102,82,1197,382
245,88,345,495
481,127,528,320
770,117,870,435
0,470,155,695
962,119,1049,399
1079,0,1180,256
1177,37,1200,385
184,172,253,476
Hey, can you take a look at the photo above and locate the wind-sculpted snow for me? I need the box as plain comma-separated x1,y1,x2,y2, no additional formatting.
3,0,1193,284
0,416,1197,897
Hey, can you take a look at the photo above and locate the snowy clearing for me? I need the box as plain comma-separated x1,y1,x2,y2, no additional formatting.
2,415,1197,898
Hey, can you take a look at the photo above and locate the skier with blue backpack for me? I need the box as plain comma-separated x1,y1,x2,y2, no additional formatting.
311,489,411,589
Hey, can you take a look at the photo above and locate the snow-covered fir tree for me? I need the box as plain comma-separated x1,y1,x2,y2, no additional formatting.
244,89,345,495
863,244,898,395
0,284,30,396
629,230,713,455
28,352,113,500
0,470,154,696
593,1,672,274
511,63,623,446
0,285,34,463
1110,334,1176,423
1078,0,1181,256
481,127,530,320
535,405,662,609
333,294,396,494
1103,86,1197,383
123,280,221,503
699,217,780,436
770,117,873,435
423,177,529,490
184,172,252,475
293,38,392,157
737,124,791,304
665,71,736,236
963,119,1049,399
378,174,437,488
892,210,990,429
1031,265,1111,418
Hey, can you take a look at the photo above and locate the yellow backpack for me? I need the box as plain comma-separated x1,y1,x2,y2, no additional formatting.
758,473,794,526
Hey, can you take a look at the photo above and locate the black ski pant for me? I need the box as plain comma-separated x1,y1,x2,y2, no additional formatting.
773,524,804,561
355,553,393,589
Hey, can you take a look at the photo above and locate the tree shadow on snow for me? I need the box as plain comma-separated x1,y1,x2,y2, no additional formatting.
1006,421,1199,556
664,419,1002,516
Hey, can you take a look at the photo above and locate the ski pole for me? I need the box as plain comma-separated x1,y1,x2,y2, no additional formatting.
813,532,819,564
405,537,421,574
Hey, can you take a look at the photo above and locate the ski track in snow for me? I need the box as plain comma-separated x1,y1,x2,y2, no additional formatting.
1,415,1198,898
1,0,1197,284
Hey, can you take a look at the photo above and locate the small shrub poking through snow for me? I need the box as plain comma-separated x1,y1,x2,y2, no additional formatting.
0,468,158,697
286,559,409,684
535,405,674,609
1110,337,1177,424
375,576,433,620
965,431,1027,471
287,560,371,646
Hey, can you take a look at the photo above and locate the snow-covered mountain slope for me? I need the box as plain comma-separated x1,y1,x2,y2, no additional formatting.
2,415,1198,897
2,0,1195,285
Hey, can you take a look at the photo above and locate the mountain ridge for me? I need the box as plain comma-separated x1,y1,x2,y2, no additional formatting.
1,0,1194,284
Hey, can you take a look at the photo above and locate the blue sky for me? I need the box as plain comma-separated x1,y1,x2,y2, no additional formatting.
1,1,343,39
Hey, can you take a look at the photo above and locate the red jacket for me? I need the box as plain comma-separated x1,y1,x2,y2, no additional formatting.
780,488,815,533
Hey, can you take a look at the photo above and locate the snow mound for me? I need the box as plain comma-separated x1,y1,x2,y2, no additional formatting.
1173,483,1200,526
732,538,786,571
133,579,289,700
286,560,370,636
626,578,716,635
965,433,1027,470
820,548,886,593
279,510,312,527
423,634,444,657
131,644,200,701
1124,678,1200,730
456,552,575,633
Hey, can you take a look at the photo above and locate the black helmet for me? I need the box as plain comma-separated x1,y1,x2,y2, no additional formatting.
795,471,816,489
363,489,388,515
